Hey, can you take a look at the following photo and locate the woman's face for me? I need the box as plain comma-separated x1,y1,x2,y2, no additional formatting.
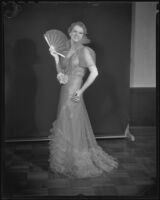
70,25,84,42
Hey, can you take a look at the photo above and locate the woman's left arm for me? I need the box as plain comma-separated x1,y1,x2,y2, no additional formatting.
79,47,99,95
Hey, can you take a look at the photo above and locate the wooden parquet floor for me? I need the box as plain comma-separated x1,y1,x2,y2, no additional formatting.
3,127,158,197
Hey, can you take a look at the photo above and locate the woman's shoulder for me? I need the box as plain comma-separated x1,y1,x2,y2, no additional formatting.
80,45,96,62
81,45,95,55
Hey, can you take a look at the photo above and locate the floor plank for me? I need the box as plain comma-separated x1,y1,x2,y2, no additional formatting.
3,127,157,197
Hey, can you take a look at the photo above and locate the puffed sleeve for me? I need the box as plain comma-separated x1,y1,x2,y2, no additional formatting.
80,47,98,75
83,47,96,68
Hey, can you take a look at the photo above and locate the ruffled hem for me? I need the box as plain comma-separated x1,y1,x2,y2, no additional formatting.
48,124,118,178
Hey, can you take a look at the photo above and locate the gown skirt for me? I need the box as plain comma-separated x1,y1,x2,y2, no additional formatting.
48,72,118,178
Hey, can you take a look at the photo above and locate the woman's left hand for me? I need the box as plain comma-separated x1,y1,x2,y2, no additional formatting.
72,89,82,102
75,89,82,97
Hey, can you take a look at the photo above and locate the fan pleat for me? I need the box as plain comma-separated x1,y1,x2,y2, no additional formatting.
44,29,68,53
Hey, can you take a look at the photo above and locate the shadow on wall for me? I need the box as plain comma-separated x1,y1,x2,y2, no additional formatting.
6,39,39,138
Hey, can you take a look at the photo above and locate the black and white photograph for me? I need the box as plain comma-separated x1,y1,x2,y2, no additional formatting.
2,1,159,198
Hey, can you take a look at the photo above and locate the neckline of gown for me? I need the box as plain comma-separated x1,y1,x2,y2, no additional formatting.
65,42,84,60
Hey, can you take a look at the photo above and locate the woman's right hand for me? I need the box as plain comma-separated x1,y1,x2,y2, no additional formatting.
49,46,59,64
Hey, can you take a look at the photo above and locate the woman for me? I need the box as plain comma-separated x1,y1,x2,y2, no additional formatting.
48,22,118,178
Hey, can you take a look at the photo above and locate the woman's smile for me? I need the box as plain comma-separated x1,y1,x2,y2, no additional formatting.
70,25,84,42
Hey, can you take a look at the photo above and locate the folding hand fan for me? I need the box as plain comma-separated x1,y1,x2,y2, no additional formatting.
44,29,68,58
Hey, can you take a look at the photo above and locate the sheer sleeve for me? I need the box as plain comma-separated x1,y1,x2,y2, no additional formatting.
84,47,96,66
80,47,98,74
80,47,96,69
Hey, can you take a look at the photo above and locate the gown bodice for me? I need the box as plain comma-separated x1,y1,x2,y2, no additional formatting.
59,45,96,79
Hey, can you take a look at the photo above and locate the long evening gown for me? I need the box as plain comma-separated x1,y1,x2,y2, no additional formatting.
48,44,118,178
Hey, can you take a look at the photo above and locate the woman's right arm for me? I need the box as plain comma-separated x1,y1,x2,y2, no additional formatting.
49,47,65,84
55,62,62,74
49,47,64,74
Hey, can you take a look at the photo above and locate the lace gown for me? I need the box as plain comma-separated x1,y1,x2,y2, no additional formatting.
48,44,118,178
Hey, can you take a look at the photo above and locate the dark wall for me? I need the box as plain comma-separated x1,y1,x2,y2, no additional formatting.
129,88,156,127
4,2,132,139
